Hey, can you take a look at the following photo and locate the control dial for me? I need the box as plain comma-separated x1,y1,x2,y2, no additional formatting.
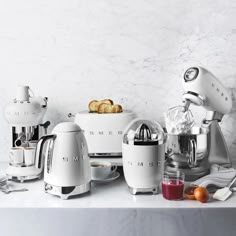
184,67,199,82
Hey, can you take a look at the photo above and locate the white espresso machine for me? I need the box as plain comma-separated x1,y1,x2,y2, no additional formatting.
165,67,232,180
4,85,50,182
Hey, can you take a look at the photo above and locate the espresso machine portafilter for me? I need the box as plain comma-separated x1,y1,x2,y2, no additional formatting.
166,67,233,181
4,85,50,182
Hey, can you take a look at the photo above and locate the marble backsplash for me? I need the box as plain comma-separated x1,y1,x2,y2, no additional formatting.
0,0,236,161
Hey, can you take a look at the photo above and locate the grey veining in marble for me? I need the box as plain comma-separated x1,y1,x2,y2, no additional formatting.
0,0,236,162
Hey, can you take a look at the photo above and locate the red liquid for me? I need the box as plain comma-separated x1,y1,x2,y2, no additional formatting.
162,180,184,200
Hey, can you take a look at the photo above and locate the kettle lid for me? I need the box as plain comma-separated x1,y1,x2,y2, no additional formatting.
53,122,82,132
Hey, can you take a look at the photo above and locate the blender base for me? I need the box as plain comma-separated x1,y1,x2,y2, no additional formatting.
6,166,42,183
165,165,209,181
128,186,159,195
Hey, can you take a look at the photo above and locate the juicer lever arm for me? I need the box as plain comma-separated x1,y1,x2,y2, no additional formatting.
35,135,56,169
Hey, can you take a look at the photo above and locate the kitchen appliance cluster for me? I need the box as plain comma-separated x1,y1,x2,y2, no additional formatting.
4,66,233,199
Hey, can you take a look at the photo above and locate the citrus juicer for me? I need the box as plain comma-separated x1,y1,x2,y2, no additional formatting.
122,119,166,194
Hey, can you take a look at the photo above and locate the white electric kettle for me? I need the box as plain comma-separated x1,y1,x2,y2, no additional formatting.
35,122,91,199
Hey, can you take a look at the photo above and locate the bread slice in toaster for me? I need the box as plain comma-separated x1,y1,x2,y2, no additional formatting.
97,103,123,113
88,99,113,112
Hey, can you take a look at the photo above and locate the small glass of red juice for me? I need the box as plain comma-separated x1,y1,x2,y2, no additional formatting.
162,172,185,200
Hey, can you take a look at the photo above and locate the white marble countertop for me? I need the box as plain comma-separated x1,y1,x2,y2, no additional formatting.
1,162,236,209
1,162,236,236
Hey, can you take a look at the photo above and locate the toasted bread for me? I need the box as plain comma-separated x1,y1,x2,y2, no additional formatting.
97,103,123,114
88,99,113,112
88,100,98,112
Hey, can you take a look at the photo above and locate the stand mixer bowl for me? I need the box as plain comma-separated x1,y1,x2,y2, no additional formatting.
166,126,209,169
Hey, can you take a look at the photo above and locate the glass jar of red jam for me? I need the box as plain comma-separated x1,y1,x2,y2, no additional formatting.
162,171,185,200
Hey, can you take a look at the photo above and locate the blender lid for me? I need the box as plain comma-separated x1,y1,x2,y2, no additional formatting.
123,118,166,145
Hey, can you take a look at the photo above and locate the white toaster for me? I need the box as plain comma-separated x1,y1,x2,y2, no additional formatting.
74,110,135,156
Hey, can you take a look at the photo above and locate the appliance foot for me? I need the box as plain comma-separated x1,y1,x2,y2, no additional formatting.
128,186,159,195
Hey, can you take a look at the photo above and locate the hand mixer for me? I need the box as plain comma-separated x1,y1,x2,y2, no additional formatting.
165,67,232,181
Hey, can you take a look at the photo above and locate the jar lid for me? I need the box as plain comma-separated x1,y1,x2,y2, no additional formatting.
123,118,166,146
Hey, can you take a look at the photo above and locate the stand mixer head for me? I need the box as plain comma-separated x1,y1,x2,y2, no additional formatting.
182,67,232,120
165,67,233,181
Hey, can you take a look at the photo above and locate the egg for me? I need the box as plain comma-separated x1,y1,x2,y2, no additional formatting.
194,187,209,203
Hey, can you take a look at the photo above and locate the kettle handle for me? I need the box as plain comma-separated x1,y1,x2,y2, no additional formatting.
35,135,56,169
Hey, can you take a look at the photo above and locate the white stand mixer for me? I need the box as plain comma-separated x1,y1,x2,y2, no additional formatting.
183,67,232,165
4,86,50,182
166,67,232,180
